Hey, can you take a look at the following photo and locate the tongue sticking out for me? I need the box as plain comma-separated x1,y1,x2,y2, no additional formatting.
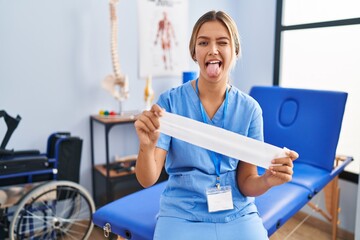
206,63,220,77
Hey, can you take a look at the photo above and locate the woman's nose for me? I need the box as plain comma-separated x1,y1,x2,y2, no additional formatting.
208,43,219,55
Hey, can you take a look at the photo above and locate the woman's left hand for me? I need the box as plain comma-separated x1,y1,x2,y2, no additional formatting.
263,149,299,188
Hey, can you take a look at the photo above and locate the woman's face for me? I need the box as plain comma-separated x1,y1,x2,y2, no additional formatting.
194,20,233,83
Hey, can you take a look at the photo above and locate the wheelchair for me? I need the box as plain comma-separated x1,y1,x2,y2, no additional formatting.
0,110,95,239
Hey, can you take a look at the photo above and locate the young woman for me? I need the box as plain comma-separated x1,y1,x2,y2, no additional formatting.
134,10,298,240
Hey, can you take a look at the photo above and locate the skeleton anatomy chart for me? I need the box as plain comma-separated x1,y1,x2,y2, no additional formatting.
138,0,188,78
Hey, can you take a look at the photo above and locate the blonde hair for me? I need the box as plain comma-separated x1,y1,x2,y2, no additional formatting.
189,11,241,68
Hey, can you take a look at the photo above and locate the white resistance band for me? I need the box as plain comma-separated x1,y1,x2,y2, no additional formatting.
159,112,287,169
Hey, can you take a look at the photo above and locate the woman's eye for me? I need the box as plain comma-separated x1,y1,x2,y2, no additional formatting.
198,41,208,46
218,41,229,46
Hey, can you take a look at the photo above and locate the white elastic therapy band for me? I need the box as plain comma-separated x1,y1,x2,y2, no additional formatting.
159,112,287,169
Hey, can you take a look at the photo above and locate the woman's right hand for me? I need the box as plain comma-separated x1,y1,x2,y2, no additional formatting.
134,104,164,148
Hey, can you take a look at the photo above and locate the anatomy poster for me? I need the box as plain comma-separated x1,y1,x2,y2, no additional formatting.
138,0,188,78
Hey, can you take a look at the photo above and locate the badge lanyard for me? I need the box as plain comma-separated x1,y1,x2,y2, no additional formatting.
195,79,229,189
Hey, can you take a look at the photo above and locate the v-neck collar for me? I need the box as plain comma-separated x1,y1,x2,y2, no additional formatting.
186,80,232,126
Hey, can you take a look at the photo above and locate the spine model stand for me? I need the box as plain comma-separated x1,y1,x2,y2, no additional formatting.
102,0,129,114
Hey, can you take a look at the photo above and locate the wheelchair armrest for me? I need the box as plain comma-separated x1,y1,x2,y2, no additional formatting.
0,149,41,160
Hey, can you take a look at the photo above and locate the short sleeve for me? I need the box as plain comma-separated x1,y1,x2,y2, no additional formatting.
156,92,171,151
248,102,264,142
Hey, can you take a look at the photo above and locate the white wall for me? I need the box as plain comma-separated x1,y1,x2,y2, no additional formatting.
0,0,143,192
234,0,277,92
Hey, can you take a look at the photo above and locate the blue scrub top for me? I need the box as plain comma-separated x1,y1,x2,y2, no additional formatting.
156,81,264,223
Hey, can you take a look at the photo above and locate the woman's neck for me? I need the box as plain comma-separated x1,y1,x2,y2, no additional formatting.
192,78,229,119
195,77,228,97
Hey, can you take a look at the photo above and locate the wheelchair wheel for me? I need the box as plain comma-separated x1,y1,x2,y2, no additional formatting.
9,181,95,240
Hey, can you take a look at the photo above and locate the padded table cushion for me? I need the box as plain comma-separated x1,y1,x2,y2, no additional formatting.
93,180,312,239
290,162,331,194
258,157,352,196
258,163,330,195
249,86,347,173
256,182,312,236
93,181,167,240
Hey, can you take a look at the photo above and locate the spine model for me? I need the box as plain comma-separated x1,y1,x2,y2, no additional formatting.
102,0,129,106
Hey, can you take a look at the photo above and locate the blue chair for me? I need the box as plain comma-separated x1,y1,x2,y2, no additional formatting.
93,86,352,239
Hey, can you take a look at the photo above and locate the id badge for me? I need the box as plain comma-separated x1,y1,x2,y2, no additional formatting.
206,185,234,212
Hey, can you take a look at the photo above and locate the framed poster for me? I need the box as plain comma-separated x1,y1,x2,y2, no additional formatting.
138,0,189,78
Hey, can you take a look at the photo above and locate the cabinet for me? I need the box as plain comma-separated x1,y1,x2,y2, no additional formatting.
93,163,143,207
90,114,138,207
90,114,168,207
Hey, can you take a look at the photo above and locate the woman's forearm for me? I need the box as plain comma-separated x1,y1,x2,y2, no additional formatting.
135,145,165,188
239,174,271,197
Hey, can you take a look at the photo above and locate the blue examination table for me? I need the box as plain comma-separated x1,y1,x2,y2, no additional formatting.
93,86,352,239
